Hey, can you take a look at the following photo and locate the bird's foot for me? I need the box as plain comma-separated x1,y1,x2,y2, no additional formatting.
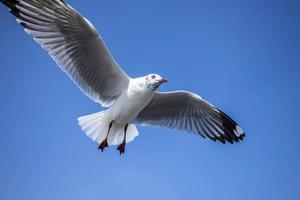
117,142,126,155
98,139,108,152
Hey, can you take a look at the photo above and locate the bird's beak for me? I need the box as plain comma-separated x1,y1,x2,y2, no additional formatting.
158,78,168,84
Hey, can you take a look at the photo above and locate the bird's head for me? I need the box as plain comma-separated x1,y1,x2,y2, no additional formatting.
145,74,168,90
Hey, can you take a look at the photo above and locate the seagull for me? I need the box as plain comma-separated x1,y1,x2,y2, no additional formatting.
1,0,245,154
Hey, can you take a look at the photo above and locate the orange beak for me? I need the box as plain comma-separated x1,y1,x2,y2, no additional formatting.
158,78,168,84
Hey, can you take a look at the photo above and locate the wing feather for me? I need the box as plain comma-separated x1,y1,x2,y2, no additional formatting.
136,91,245,144
1,0,130,106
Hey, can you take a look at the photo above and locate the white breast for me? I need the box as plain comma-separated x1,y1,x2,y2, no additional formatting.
106,78,154,124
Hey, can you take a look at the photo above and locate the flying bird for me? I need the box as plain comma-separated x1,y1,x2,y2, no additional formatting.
1,0,245,154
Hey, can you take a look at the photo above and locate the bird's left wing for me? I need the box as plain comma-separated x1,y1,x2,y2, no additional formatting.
1,0,130,107
135,91,245,144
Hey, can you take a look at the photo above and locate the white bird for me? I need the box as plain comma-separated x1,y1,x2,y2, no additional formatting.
1,0,245,154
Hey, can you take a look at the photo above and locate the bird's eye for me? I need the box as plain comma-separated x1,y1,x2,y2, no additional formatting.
151,75,156,79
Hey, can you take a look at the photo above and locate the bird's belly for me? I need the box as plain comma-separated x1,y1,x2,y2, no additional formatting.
107,91,153,124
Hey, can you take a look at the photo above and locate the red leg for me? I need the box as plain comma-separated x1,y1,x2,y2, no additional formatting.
98,121,113,152
117,124,128,155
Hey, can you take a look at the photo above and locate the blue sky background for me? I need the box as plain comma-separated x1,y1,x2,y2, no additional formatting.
0,0,299,199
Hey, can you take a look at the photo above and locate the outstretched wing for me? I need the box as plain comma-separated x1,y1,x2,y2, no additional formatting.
1,0,130,106
136,91,245,144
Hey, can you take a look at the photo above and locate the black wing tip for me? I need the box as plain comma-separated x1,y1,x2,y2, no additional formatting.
2,0,31,30
215,109,246,144
1,0,18,9
1,0,20,19
218,126,245,144
226,126,245,144
215,133,245,144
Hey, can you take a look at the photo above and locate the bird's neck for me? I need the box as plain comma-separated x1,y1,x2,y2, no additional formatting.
127,78,154,97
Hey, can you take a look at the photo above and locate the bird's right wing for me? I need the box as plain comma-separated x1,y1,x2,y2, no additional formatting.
135,91,245,144
1,0,130,106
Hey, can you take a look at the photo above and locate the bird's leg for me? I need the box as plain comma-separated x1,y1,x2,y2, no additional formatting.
98,121,113,152
117,124,128,155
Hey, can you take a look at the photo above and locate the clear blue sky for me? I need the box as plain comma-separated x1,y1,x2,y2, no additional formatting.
0,0,299,199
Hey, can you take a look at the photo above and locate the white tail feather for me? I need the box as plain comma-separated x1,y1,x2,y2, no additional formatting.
77,111,139,146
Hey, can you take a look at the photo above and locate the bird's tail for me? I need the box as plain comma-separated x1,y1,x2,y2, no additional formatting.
77,111,139,146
